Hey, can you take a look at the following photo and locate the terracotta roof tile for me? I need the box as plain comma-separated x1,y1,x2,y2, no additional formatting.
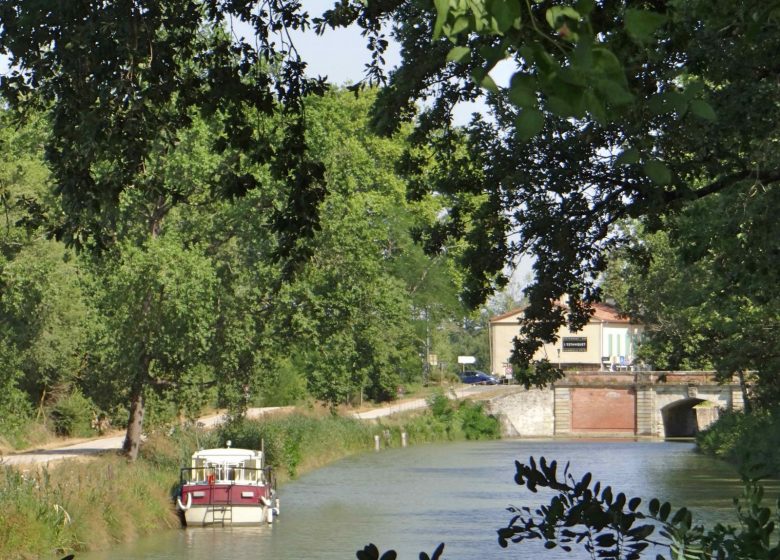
489,301,630,324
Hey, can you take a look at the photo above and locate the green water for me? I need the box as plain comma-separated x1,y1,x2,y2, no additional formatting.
80,440,775,559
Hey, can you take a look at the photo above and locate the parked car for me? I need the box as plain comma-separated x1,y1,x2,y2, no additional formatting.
458,370,498,385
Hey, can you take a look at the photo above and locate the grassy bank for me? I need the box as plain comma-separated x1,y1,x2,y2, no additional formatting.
696,409,780,477
0,394,499,559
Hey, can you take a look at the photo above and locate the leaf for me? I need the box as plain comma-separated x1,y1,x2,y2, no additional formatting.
624,9,667,43
490,0,522,33
432,0,450,39
592,48,626,83
508,73,537,108
585,91,608,123
671,506,688,525
615,147,640,165
515,108,545,140
643,160,672,185
480,73,499,93
450,15,470,35
658,501,672,521
574,0,595,15
357,544,380,560
446,46,470,63
690,99,717,121
627,524,655,539
546,6,581,29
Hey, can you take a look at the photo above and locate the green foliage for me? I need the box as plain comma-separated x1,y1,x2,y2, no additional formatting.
0,386,32,442
604,184,780,406
281,89,466,408
320,0,780,393
0,454,180,559
49,392,95,438
697,411,780,478
496,457,780,560
456,400,500,440
404,392,499,442
428,392,454,422
217,413,376,478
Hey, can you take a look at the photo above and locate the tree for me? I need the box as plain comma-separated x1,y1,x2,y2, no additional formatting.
604,183,780,410
85,236,218,458
317,0,780,388
0,108,95,440
0,1,330,458
283,89,464,407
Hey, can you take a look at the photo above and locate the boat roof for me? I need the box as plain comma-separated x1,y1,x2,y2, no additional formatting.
192,448,261,460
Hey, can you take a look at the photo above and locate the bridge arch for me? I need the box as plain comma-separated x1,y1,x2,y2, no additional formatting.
661,398,717,437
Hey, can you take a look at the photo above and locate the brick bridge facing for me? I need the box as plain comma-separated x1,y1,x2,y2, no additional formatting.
487,372,743,438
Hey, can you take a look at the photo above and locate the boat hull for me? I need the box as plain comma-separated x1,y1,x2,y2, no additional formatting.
183,504,271,526
178,483,277,526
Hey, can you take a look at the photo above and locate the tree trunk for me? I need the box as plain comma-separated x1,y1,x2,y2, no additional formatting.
737,369,751,414
122,198,166,461
122,378,146,461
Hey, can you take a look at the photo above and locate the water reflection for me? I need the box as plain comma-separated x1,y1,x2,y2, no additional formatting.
80,440,778,560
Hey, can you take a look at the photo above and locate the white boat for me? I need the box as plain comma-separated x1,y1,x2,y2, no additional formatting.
176,442,279,526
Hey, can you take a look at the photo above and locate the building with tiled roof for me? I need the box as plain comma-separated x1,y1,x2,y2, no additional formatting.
489,301,643,378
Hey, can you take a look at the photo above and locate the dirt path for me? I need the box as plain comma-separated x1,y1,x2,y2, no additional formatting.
1,407,292,467
1,386,508,467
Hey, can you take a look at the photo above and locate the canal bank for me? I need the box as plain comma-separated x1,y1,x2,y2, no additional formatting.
0,396,499,559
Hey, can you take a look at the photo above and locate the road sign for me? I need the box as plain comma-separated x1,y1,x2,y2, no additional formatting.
457,355,476,364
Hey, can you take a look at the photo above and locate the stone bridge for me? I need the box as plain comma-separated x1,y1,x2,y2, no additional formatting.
486,372,743,438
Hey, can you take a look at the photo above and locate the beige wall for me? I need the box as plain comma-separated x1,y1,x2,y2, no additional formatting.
489,310,641,375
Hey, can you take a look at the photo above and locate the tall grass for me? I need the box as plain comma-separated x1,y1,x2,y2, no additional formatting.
0,455,180,559
0,398,499,558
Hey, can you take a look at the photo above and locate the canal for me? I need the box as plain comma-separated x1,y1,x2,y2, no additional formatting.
81,439,773,559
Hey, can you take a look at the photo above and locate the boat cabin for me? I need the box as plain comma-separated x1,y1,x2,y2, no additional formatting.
183,447,267,485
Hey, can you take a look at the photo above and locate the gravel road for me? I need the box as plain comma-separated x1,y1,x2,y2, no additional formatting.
1,387,506,466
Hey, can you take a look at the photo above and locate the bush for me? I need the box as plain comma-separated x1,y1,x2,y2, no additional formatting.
697,409,780,477
217,411,376,479
49,392,95,437
0,387,34,448
456,401,500,440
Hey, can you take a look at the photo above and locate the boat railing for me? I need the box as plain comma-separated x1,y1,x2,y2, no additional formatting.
179,465,274,486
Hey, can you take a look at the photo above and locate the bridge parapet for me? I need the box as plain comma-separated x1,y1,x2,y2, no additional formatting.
487,371,742,439
558,370,726,387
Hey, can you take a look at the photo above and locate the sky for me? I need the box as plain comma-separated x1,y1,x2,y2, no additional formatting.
289,2,401,86
289,1,510,126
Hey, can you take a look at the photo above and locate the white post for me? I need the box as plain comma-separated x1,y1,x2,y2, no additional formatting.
401,432,408,448
374,434,380,451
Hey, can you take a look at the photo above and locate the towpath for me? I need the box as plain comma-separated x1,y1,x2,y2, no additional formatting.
2,386,508,466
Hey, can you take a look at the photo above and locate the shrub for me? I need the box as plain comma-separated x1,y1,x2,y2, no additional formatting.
697,409,780,477
0,386,33,444
49,392,95,437
456,401,500,440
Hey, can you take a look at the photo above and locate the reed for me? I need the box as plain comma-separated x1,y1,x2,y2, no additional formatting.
0,399,499,558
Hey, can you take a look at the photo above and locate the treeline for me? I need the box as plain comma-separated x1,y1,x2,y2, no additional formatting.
0,90,490,451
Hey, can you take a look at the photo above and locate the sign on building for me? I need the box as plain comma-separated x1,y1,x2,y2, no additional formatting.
562,336,588,352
